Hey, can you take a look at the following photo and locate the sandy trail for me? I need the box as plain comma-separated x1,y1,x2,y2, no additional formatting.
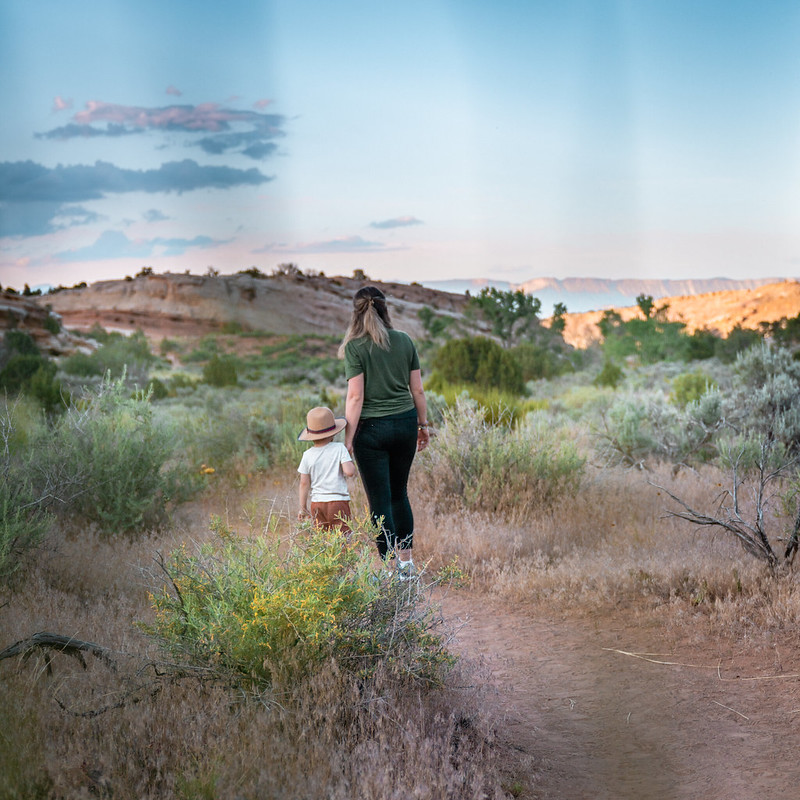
441,593,800,800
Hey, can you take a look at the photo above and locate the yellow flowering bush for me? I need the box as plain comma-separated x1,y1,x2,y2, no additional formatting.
143,516,454,690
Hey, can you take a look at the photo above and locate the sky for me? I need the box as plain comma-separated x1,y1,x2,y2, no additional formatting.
3,0,800,291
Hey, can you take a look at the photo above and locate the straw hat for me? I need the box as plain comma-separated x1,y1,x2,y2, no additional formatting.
298,406,347,441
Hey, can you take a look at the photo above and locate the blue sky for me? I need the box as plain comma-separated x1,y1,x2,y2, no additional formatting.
2,0,800,290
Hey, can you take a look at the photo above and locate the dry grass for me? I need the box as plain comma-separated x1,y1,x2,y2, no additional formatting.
412,462,800,637
0,487,510,800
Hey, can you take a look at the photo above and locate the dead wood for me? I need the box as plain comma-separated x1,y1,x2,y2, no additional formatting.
0,631,117,671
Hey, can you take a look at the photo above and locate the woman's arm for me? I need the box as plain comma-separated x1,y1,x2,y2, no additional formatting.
344,373,364,454
409,368,430,452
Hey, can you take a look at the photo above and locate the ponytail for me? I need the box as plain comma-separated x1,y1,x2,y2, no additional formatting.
338,286,392,357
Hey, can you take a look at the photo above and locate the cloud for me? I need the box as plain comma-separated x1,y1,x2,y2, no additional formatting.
0,159,272,237
369,216,424,229
0,159,271,203
53,96,73,112
36,123,139,140
166,85,182,96
37,100,286,160
254,98,273,109
143,208,169,222
196,131,279,160
56,229,225,262
256,236,400,254
0,201,101,238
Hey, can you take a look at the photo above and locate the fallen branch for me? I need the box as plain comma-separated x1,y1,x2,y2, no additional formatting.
0,632,117,671
604,647,800,681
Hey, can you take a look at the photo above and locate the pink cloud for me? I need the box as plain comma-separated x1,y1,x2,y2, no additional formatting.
53,95,73,112
73,100,274,132
254,98,273,109
166,85,182,96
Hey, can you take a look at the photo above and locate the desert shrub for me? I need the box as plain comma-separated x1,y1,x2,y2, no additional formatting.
184,334,219,362
43,313,61,335
421,396,584,517
685,327,718,360
165,388,319,475
594,359,623,388
715,324,762,363
511,341,573,381
25,373,192,533
670,370,717,408
424,384,546,427
144,516,454,691
159,337,182,356
595,389,724,468
728,343,800,452
0,333,67,412
202,354,238,387
431,336,524,395
0,354,45,393
61,329,156,385
3,330,40,358
0,402,52,582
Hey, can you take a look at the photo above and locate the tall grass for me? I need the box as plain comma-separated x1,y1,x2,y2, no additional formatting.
1,493,509,799
421,397,585,519
413,461,800,636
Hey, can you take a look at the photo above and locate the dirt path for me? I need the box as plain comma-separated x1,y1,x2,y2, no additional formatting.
440,592,800,800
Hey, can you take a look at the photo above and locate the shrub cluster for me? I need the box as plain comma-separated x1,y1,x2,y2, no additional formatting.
144,516,455,691
421,396,585,518
1,374,197,571
0,330,67,412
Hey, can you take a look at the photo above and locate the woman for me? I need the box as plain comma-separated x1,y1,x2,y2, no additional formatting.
340,286,429,576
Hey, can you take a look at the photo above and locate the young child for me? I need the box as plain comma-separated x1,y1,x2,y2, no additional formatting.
297,406,355,531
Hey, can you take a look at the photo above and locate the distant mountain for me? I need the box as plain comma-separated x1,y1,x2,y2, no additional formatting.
420,278,512,296
423,276,792,315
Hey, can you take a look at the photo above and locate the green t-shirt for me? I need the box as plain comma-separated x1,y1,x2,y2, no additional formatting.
344,329,420,418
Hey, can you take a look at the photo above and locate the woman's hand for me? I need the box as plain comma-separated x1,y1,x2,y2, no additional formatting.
417,427,430,452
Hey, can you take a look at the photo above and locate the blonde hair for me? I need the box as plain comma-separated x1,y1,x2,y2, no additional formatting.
338,286,392,357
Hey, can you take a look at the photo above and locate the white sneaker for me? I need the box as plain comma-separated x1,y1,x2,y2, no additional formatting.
397,559,417,582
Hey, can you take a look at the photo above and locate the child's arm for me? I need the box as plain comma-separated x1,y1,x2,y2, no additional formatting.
341,459,356,478
298,473,311,520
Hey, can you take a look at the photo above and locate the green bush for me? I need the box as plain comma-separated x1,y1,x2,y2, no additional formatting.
595,389,725,468
421,396,585,517
202,354,238,387
715,325,762,363
431,336,524,395
26,373,194,533
61,329,156,383
143,517,454,691
2,330,40,358
511,341,573,381
0,400,52,582
0,354,45,393
594,360,623,388
670,370,717,408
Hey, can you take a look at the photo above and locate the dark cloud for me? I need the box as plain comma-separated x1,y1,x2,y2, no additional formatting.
36,123,138,140
0,201,100,238
196,131,279,160
0,159,270,203
369,216,424,229
0,159,272,237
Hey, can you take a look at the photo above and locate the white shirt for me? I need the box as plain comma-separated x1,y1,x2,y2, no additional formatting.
297,442,352,501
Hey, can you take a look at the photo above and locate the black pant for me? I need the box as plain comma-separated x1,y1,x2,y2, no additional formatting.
353,408,418,559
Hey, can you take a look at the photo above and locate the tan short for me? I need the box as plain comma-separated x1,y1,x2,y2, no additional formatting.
310,500,352,532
